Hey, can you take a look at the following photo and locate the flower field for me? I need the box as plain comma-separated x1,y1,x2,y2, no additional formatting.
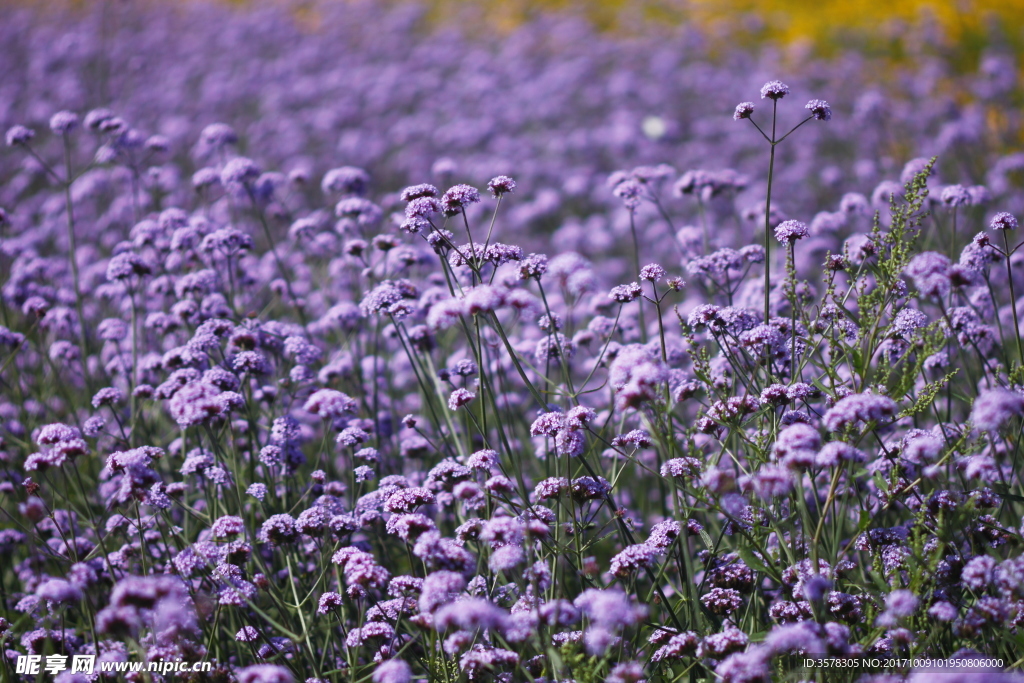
3,1,1024,681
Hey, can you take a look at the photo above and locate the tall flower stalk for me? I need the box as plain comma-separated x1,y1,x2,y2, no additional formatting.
735,84,830,323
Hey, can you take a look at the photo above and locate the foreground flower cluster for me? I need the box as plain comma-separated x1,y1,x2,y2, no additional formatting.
3,3,1024,683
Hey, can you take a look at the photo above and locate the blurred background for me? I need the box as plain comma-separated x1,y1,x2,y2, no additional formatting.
2,0,1024,237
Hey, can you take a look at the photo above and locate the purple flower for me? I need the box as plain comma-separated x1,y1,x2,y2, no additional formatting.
817,442,867,468
211,515,245,539
200,122,238,148
35,578,82,605
107,252,154,282
401,183,439,201
612,178,643,211
303,389,357,419
36,423,81,445
419,571,467,613
335,197,382,225
487,175,516,197
891,308,928,337
49,111,79,134
698,623,749,659
991,212,1018,230
168,382,225,427
876,589,918,627
746,465,793,499
733,102,755,120
237,665,295,683
317,592,343,615
372,660,411,683
971,388,1024,432
91,387,123,408
447,388,476,410
405,196,441,221
236,626,260,642
774,220,809,243
434,597,508,632
193,167,221,188
532,477,569,501
701,587,744,615
764,621,824,655
383,487,435,513
610,544,658,577
610,282,643,303
259,514,297,544
928,601,958,622
962,555,997,590
608,345,668,410
660,457,701,479
805,99,832,121
822,392,897,432
5,125,35,146
772,422,820,466
360,279,418,317
518,253,549,279
639,263,665,282
760,80,790,100
573,588,646,630
440,184,481,216
715,650,771,683
606,662,645,683
220,157,262,187
652,631,700,661
941,184,971,207
904,251,952,298
462,285,505,314
321,166,369,196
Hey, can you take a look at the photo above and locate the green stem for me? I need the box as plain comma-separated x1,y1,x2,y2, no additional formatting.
629,212,647,342
1003,230,1024,369
763,100,778,325
62,137,91,387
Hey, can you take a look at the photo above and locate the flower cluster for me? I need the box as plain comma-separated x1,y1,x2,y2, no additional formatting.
2,5,1024,683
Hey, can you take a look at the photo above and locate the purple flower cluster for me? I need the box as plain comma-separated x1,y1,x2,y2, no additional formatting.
1,4,1024,682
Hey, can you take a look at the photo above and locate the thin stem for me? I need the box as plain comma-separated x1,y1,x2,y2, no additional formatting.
789,241,798,382
247,187,308,327
482,195,502,251
763,100,778,325
775,115,815,144
697,199,710,254
629,211,647,342
950,208,957,261
129,287,139,446
1003,230,1024,368
62,135,90,384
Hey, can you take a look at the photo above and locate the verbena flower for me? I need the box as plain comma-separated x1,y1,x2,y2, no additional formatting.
5,125,35,146
373,660,411,683
321,166,370,196
440,184,481,216
774,220,809,243
805,99,831,121
990,211,1018,230
220,157,261,187
971,388,1024,432
733,102,755,120
487,175,516,197
49,111,79,134
823,392,897,432
760,80,790,100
